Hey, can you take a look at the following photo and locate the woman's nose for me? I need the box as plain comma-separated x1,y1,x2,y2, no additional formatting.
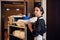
34,11,37,14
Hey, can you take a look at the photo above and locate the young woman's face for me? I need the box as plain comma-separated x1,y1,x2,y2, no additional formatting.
34,7,42,17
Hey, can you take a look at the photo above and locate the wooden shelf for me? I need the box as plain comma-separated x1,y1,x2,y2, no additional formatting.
9,34,22,40
9,25,25,29
9,34,21,39
7,0,27,40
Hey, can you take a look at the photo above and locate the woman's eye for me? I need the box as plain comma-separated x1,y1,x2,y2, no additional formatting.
36,10,38,11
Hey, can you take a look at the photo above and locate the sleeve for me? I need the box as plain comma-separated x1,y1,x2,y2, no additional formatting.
39,19,46,34
32,19,46,36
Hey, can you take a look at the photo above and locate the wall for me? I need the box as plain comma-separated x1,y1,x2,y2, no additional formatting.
0,0,1,40
42,0,46,24
41,0,46,40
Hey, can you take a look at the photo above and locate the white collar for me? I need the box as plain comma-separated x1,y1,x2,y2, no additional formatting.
39,17,43,19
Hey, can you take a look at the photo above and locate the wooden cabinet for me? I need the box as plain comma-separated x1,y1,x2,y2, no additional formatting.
2,0,27,40
8,25,27,40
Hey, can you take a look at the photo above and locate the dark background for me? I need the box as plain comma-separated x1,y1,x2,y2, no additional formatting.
47,0,60,40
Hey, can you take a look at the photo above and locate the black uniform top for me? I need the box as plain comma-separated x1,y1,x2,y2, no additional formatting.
32,16,46,36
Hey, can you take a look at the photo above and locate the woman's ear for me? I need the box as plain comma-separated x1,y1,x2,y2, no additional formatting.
41,11,42,15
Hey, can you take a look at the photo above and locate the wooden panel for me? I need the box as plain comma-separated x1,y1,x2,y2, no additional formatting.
28,0,34,13
4,4,24,9
1,0,27,1
35,0,41,2
3,4,24,29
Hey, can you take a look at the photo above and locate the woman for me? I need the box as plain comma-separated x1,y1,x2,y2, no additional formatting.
28,4,46,40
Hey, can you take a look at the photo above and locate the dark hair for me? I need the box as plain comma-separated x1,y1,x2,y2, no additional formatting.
34,3,44,15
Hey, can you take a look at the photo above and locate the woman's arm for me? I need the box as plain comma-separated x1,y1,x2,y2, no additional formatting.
28,21,33,32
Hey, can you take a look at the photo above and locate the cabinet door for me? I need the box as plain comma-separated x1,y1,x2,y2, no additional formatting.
1,1,27,40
